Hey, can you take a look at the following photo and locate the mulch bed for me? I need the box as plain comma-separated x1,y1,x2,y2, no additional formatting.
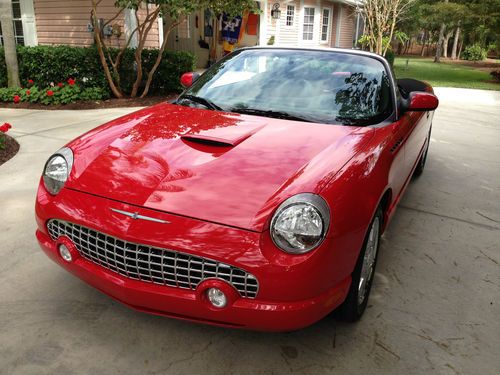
0,95,178,110
444,58,500,72
0,135,20,166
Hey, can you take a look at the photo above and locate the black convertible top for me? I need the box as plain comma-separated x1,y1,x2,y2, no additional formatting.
397,78,430,98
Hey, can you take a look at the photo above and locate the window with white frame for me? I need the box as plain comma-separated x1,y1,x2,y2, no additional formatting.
302,7,315,41
0,0,25,46
320,8,331,43
286,5,295,26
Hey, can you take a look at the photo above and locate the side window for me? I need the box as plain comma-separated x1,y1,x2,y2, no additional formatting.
286,5,295,26
302,7,315,41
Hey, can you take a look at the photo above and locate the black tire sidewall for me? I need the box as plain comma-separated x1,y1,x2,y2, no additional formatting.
335,206,383,322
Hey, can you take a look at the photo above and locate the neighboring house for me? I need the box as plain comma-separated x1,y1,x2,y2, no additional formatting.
0,0,363,69
260,0,363,49
0,0,159,49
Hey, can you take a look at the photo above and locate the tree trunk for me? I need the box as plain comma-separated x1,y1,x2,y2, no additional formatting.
0,0,21,87
458,38,464,59
443,36,449,59
443,29,453,59
434,23,446,62
451,25,460,60
420,32,427,56
140,22,179,98
92,13,124,98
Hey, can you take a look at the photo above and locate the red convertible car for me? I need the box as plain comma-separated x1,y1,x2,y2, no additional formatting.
36,47,438,331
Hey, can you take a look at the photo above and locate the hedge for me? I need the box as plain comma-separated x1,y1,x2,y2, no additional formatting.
0,45,196,96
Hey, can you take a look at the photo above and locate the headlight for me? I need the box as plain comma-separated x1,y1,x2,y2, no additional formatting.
271,193,330,254
43,147,73,195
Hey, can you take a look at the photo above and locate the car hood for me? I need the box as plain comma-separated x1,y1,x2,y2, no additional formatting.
66,103,373,231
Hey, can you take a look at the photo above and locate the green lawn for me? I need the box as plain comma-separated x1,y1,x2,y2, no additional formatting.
393,57,500,91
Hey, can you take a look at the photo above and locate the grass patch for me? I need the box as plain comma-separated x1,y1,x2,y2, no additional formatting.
393,57,500,91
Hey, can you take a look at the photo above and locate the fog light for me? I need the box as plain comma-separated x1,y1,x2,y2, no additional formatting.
59,244,72,262
207,287,227,308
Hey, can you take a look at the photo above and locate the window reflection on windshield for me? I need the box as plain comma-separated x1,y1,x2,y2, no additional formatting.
181,50,393,126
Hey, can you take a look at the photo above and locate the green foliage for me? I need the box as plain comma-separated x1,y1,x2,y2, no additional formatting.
15,46,108,91
394,31,409,45
0,45,196,96
461,44,487,61
80,87,109,101
385,50,395,67
0,83,106,105
0,87,20,102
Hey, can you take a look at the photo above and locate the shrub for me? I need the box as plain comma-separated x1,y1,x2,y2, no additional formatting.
385,50,395,67
0,81,107,105
461,44,487,61
0,46,196,97
0,122,12,150
491,70,500,82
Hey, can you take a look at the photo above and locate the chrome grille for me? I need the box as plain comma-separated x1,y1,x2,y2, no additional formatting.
47,219,259,298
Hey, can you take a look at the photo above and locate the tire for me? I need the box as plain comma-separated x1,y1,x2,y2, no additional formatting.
335,206,383,322
413,125,432,177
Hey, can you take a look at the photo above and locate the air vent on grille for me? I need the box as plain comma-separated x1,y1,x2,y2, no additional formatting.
47,219,259,298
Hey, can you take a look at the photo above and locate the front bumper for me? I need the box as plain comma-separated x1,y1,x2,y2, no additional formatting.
35,186,351,331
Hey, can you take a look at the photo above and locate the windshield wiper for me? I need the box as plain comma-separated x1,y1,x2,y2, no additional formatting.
229,108,316,123
179,94,223,111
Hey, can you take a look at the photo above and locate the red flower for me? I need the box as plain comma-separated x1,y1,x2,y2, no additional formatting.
46,90,54,97
13,95,21,104
26,90,31,96
0,123,12,133
28,79,34,84
67,78,76,86
57,82,64,87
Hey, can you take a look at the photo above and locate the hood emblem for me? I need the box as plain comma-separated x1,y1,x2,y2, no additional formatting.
111,208,170,224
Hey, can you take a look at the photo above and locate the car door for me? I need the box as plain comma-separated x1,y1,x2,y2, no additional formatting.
404,109,430,174
387,114,413,199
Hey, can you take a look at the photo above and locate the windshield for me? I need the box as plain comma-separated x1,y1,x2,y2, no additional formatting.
179,49,393,126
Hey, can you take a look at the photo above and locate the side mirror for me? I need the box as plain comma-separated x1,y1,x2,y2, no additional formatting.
180,72,200,88
406,92,439,112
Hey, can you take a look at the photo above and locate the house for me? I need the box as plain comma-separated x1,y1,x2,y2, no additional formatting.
260,0,363,49
0,0,159,48
1,0,363,69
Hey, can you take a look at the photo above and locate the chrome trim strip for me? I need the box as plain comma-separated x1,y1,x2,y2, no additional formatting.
110,208,171,224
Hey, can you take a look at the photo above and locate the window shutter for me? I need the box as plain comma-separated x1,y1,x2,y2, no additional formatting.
20,0,37,46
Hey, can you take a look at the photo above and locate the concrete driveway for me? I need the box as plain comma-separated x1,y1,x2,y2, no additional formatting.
1,88,499,374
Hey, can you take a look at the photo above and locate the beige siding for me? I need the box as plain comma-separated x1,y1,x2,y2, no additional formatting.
337,4,354,48
266,0,277,45
34,0,159,48
267,0,353,48
275,0,300,46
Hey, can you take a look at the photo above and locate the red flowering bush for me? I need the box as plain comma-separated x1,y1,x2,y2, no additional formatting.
0,77,106,105
0,123,11,133
0,122,12,150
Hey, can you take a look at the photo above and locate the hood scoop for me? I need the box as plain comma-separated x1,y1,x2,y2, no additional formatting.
181,134,237,147
181,121,265,147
